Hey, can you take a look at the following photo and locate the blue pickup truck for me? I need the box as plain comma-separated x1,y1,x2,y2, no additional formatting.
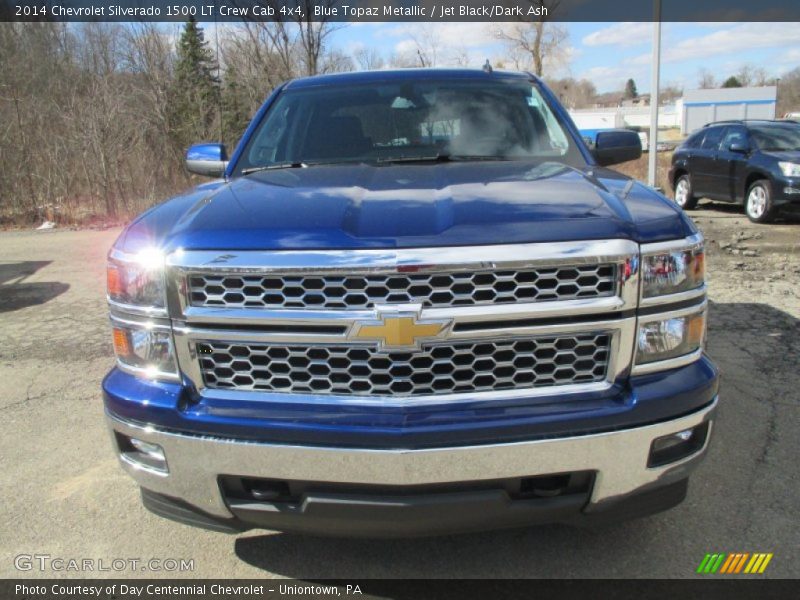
103,69,718,536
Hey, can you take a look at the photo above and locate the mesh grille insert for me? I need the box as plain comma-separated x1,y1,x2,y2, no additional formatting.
197,333,611,397
188,264,617,310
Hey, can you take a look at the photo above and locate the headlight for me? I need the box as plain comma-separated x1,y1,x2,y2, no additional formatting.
107,248,166,309
636,309,706,365
111,320,178,379
779,161,800,177
641,237,704,299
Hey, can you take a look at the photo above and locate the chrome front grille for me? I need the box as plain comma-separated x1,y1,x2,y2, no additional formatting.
170,240,641,404
187,264,617,310
196,333,611,397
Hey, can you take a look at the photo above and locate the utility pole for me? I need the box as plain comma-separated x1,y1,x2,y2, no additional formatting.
648,0,662,188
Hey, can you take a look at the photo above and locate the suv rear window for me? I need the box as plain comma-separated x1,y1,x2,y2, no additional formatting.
684,131,704,148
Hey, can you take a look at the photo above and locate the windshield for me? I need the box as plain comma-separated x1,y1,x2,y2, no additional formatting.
233,77,583,174
750,125,800,152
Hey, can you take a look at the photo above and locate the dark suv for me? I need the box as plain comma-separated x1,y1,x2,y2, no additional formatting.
670,120,800,222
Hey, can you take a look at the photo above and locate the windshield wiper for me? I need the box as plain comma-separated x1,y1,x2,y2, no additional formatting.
241,162,308,175
375,154,449,164
448,154,516,161
376,153,514,164
244,155,518,171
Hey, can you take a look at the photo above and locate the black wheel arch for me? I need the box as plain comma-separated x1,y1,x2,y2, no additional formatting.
671,167,689,189
743,171,771,203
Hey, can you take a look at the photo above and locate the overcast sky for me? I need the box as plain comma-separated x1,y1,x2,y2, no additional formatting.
333,21,800,92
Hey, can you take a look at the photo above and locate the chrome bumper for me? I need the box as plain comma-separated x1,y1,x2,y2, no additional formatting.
107,397,716,520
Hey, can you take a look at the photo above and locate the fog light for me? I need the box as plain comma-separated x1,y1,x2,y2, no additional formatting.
130,437,164,458
116,433,168,474
648,422,709,467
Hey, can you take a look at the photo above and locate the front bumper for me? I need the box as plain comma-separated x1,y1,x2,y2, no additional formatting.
107,396,716,536
773,176,800,206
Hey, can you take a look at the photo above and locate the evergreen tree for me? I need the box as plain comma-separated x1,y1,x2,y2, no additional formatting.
221,64,251,150
169,18,220,151
722,76,743,88
624,78,638,99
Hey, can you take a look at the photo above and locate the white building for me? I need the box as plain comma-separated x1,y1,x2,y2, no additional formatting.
569,106,680,141
681,87,777,134
569,86,778,143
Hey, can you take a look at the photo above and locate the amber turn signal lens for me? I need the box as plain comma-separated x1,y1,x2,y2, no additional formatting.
107,264,124,297
112,327,131,358
687,312,706,346
636,310,706,365
693,251,705,280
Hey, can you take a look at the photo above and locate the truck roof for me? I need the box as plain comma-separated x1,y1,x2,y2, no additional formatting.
284,68,537,90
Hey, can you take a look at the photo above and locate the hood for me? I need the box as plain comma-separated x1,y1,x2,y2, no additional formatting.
119,161,694,253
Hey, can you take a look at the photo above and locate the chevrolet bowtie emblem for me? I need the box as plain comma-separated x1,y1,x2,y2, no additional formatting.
351,311,451,351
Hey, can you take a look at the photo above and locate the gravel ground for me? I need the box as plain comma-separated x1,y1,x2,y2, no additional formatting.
0,202,798,579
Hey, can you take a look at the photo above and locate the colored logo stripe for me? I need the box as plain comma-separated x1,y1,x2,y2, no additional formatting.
719,554,736,573
720,553,749,573
697,553,726,574
746,553,773,574
697,553,773,574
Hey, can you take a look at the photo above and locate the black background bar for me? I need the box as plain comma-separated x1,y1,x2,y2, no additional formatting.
3,579,798,600
3,0,800,23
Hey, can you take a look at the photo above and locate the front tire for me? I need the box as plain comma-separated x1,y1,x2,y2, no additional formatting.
674,174,698,210
745,180,774,223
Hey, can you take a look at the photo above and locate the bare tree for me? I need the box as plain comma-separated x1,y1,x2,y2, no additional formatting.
452,48,473,68
545,77,597,109
296,0,347,76
735,65,772,87
387,26,443,68
659,83,683,104
0,17,362,225
387,51,417,69
0,22,187,223
121,24,176,154
354,46,385,71
0,22,75,219
777,66,800,116
319,48,354,74
698,69,716,89
246,0,346,77
494,1,567,77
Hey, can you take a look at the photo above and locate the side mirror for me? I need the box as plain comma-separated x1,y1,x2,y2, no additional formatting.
185,143,228,178
729,142,749,154
592,129,642,167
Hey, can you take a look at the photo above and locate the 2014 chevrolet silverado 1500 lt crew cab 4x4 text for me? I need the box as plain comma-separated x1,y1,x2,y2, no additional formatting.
103,69,718,537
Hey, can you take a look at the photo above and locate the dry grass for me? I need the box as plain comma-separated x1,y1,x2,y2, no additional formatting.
614,151,674,193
